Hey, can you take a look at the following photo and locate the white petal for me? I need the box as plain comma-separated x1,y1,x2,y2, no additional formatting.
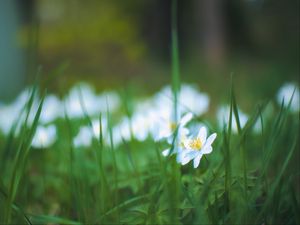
166,136,173,144
162,148,170,157
187,150,199,159
193,154,203,168
180,112,193,126
178,127,189,137
176,151,185,163
197,126,207,143
176,149,191,165
157,127,172,140
201,146,212,154
204,133,217,146
183,139,192,150
180,157,192,166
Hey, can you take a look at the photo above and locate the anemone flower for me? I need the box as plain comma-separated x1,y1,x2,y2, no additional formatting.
180,126,217,168
276,82,299,112
31,125,57,148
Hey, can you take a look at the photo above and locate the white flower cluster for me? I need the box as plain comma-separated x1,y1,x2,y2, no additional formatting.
0,83,120,149
70,84,210,148
110,84,210,146
0,81,298,155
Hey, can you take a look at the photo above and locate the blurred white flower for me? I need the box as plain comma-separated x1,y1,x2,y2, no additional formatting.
128,84,208,142
156,111,193,163
31,125,57,148
112,105,166,146
96,91,121,114
112,113,151,147
112,118,131,147
91,118,107,139
73,126,93,148
0,88,34,135
64,83,99,118
40,95,62,124
0,104,21,135
216,105,248,133
276,82,299,112
64,83,120,118
133,99,161,140
179,126,217,168
179,85,210,115
73,118,107,148
151,109,193,141
130,114,152,141
153,84,210,116
111,105,157,146
217,105,268,134
161,126,189,162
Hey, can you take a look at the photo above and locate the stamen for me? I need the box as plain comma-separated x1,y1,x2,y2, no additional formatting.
169,122,177,131
189,138,202,150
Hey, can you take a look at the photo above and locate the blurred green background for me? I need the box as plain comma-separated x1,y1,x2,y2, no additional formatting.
0,0,299,108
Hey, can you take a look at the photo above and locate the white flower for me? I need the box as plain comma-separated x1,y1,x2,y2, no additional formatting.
180,126,217,168
73,126,93,148
152,86,204,139
276,82,299,112
216,105,265,134
153,84,210,116
64,83,121,119
0,104,21,135
129,84,208,142
64,83,99,118
161,126,189,163
112,115,148,146
112,118,131,147
96,91,121,114
216,105,248,134
129,97,192,142
73,118,107,148
179,85,210,115
159,112,192,163
31,125,57,148
40,95,62,124
112,110,155,146
0,87,34,135
91,118,107,139
130,113,152,141
152,110,193,141
132,99,164,141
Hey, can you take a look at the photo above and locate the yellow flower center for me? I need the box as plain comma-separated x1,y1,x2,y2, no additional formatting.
189,138,202,150
169,122,177,131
